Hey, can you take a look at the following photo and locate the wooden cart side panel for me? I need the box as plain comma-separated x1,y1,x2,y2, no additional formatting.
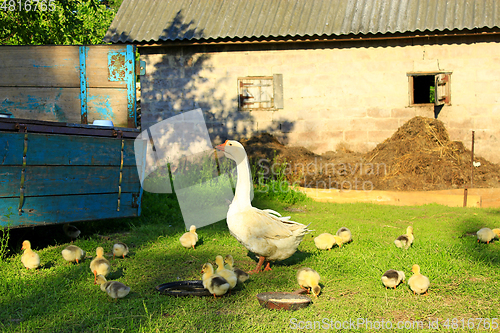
0,46,80,87
0,166,140,198
0,45,136,128
86,88,128,128
0,132,137,166
0,87,81,123
0,193,138,228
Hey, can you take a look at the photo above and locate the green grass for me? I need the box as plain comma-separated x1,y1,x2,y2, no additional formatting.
1,191,500,332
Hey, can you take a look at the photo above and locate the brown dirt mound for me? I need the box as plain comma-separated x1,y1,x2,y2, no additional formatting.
242,117,500,191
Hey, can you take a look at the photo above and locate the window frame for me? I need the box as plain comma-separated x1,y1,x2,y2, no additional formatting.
407,71,452,107
237,74,283,111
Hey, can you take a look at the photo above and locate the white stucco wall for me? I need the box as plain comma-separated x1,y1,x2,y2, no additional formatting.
140,35,500,163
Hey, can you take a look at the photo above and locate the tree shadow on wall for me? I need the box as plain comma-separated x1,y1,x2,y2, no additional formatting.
138,11,294,153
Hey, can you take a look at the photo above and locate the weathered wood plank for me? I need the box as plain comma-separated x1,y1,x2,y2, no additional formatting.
87,88,129,128
86,46,129,88
0,132,137,166
0,46,80,87
299,187,482,208
0,87,81,123
0,193,138,228
0,166,140,198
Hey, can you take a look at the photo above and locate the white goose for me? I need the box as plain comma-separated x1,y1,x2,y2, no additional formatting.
216,140,311,273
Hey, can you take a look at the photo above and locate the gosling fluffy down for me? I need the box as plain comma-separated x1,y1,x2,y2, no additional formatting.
113,242,129,259
215,255,238,289
21,240,40,269
336,227,352,243
476,228,500,244
224,254,249,283
314,233,336,250
201,263,230,297
95,275,131,299
381,269,405,289
297,267,321,297
408,264,430,295
89,247,111,284
62,245,86,263
394,226,414,249
180,225,198,249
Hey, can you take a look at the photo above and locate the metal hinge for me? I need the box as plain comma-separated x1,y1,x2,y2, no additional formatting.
113,130,123,139
15,123,27,133
136,60,146,75
132,193,139,208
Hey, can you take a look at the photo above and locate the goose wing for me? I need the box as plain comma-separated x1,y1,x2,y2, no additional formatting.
245,207,308,240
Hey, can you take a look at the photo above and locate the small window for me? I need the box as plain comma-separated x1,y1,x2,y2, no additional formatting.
408,72,451,106
238,74,283,111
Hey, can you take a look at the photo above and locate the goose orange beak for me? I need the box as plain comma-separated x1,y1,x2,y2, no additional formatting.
215,140,227,151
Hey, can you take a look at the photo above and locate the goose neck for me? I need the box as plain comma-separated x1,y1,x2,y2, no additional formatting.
232,155,252,209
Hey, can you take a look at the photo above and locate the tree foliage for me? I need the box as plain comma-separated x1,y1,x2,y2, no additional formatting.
0,0,122,45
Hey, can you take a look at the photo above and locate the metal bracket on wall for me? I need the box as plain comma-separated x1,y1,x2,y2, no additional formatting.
136,60,146,75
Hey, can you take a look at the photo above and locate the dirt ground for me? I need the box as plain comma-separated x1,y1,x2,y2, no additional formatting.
241,116,500,191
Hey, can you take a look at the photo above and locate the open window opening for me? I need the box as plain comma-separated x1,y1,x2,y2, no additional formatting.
408,72,451,106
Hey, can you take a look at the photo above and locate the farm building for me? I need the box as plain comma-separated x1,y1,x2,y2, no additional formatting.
104,0,500,163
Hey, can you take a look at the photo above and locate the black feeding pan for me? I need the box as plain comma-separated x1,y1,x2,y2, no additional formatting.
156,280,211,297
256,290,312,311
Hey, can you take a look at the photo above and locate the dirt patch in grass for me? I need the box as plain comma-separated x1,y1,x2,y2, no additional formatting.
241,116,500,191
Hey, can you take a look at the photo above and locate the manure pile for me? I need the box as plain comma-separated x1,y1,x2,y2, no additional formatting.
241,117,500,191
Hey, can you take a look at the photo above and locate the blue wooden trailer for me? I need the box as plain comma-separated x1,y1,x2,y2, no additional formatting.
0,45,145,228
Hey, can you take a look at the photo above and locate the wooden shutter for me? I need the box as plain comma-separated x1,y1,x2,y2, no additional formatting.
435,74,450,106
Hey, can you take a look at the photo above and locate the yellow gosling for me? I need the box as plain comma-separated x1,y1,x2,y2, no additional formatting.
179,225,198,249
89,247,110,284
381,269,405,289
224,254,249,283
408,265,430,295
95,275,130,299
333,235,344,248
314,233,336,250
201,263,230,298
21,240,40,270
394,226,414,249
297,267,321,297
61,245,86,264
215,255,238,289
336,227,352,243
476,228,500,244
113,242,129,259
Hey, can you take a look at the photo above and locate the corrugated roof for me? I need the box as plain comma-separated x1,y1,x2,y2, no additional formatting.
104,0,500,43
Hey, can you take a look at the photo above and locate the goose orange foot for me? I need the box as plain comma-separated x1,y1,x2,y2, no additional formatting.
249,256,266,274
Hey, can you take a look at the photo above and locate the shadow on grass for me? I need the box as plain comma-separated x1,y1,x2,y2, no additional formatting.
1,187,314,331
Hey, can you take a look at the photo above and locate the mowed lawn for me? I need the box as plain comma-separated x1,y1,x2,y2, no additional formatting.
1,191,500,332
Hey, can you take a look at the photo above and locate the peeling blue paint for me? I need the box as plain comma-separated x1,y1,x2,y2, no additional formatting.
0,91,67,122
126,45,136,127
31,60,63,69
88,95,114,119
79,46,88,123
108,51,126,82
